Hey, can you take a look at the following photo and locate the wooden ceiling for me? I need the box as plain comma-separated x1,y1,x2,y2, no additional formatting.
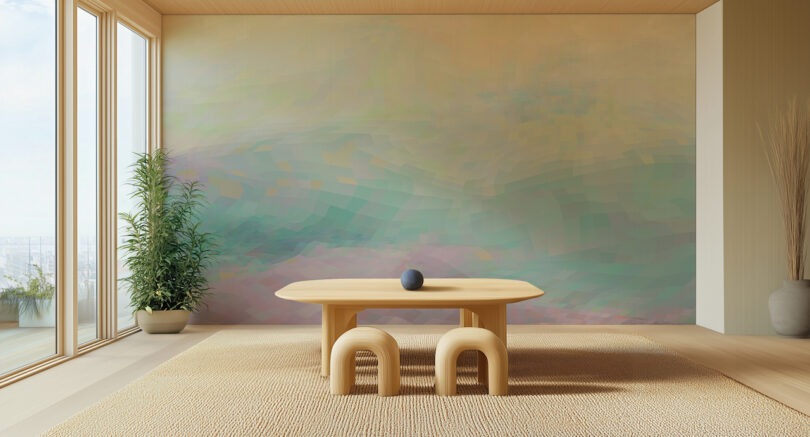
143,0,721,15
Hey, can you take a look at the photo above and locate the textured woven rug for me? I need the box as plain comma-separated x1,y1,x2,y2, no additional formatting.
44,326,809,436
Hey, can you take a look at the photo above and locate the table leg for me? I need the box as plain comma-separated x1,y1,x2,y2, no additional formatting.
321,305,358,377
460,309,474,327
472,304,507,385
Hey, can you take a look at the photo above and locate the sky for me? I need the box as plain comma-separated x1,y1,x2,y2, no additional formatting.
0,1,147,238
0,0,56,237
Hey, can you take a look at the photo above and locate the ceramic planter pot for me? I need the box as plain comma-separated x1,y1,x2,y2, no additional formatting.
136,309,191,334
768,280,810,338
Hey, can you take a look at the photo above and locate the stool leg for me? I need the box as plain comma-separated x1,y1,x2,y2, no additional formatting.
377,343,400,396
330,348,356,395
487,353,508,396
435,347,458,396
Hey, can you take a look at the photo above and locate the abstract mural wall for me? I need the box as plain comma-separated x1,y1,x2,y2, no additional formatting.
163,15,696,324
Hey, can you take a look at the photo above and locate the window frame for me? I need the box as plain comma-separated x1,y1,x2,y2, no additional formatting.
0,0,160,387
75,3,101,348
114,18,152,333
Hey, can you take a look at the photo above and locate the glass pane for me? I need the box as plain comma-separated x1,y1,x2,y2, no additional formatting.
77,8,98,345
116,23,147,330
0,0,57,375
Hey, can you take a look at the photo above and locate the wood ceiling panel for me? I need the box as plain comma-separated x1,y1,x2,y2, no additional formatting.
143,0,720,15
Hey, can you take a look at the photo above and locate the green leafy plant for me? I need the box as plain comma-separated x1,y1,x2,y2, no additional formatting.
0,265,56,317
119,149,216,314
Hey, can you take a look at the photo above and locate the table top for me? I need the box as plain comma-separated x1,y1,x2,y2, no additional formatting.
274,278,544,307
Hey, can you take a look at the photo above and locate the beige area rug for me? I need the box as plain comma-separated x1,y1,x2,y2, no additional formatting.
44,326,809,436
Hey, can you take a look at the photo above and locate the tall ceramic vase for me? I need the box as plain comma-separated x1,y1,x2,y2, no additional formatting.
768,280,810,337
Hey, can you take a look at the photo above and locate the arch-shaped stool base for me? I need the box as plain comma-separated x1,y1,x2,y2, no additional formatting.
435,327,508,396
330,327,400,396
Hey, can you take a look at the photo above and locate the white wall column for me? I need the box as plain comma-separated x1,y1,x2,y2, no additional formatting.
695,0,724,333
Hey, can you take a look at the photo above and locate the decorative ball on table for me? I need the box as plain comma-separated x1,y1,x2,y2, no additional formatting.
400,269,424,291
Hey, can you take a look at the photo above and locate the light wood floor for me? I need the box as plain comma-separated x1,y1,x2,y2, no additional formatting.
0,324,808,436
0,324,97,375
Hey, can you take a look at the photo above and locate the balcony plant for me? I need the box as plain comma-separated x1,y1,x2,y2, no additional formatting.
0,265,56,327
119,149,215,333
763,99,810,337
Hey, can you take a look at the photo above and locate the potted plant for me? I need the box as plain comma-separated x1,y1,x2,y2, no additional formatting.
0,265,56,327
764,99,810,337
119,149,216,334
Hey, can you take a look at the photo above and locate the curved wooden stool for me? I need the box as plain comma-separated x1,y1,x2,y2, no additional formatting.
330,327,400,396
435,327,508,396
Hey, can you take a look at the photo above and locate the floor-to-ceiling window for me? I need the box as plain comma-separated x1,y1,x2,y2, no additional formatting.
0,0,159,384
116,23,148,331
0,0,57,375
76,7,99,345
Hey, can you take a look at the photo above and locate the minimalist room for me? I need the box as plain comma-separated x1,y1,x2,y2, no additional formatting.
1,0,809,435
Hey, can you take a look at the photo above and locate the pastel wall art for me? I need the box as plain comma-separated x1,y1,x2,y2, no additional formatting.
163,15,696,324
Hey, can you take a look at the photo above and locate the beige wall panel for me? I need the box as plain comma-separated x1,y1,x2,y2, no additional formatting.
722,0,810,334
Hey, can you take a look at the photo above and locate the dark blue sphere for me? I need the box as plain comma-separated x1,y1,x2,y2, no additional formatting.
400,269,424,290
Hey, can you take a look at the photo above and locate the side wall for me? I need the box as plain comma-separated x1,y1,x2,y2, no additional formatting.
722,0,810,334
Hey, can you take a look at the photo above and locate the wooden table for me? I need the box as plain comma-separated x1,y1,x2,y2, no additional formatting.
275,278,544,380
